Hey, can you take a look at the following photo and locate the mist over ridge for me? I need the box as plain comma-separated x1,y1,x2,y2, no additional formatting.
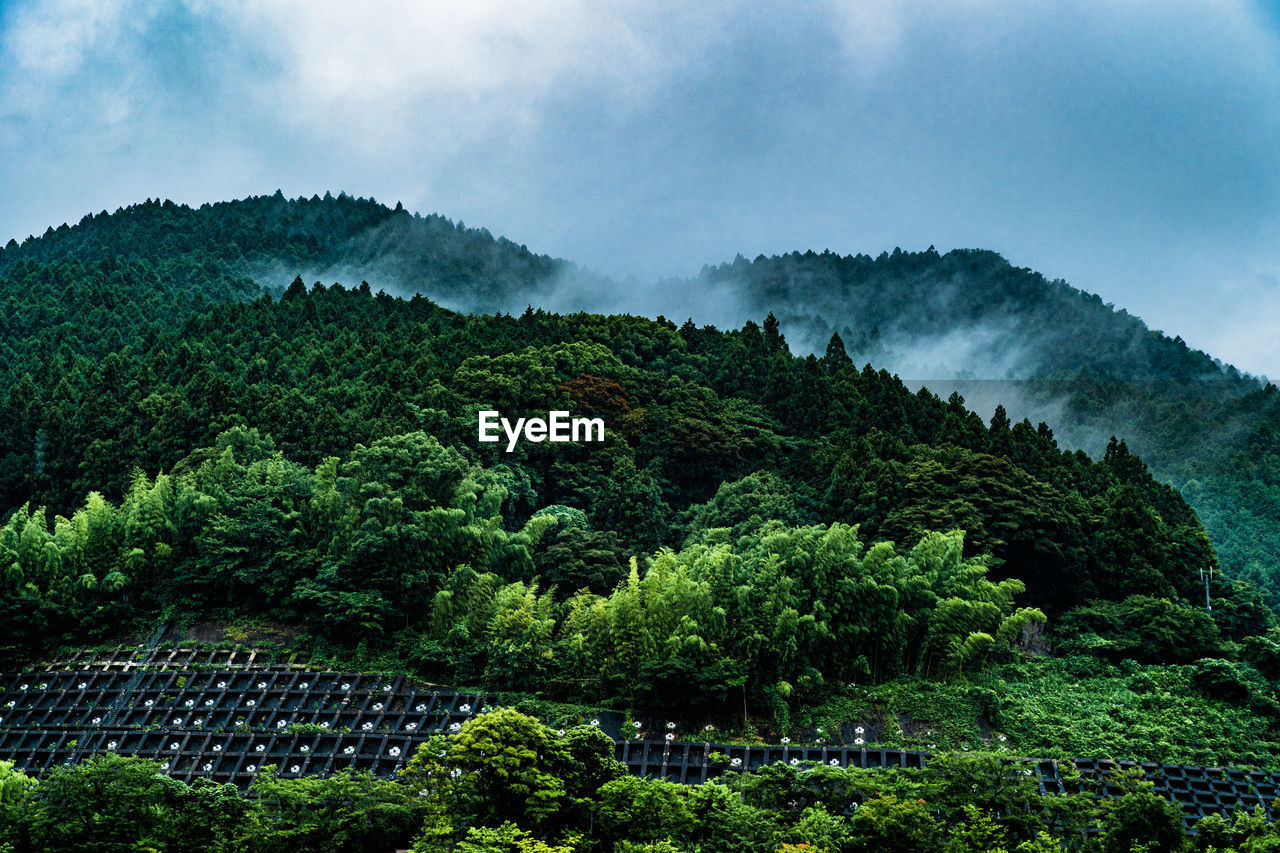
182,194,1280,467
12,191,1255,386
3,192,1263,409
3,190,1266,458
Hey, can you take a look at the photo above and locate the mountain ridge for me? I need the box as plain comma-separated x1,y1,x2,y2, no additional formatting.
4,192,1279,598
3,191,1259,389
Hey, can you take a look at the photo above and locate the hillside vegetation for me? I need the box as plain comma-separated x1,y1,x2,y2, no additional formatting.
2,193,1280,850
6,192,1276,599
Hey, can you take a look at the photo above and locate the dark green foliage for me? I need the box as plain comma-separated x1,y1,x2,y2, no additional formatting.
246,767,426,853
26,754,189,853
684,470,807,543
532,525,629,598
691,248,1280,606
847,793,943,853
596,776,696,846
1100,787,1189,853
1187,659,1280,718
5,196,1280,597
0,755,425,853
10,717,1280,851
1057,596,1225,664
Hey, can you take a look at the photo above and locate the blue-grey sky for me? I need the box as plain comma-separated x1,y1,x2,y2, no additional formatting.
2,1,1280,374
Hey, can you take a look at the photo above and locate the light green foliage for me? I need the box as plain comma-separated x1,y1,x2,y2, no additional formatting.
792,803,851,851
1015,832,1067,853
403,716,620,850
596,776,695,845
439,822,577,853
0,761,35,852
542,527,1041,715
1194,813,1236,852
0,761,33,805
977,659,1280,767
399,525,1031,717
529,505,588,532
446,708,569,827
847,794,943,853
612,842,684,853
808,657,1280,768
484,582,558,687
945,805,1010,853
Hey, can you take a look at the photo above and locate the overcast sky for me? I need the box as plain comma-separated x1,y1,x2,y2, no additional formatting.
2,1,1279,374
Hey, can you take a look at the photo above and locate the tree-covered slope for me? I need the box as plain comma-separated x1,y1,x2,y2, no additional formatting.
0,192,577,313
700,248,1254,387
692,249,1280,605
9,193,1273,600
4,194,1249,391
3,197,1277,736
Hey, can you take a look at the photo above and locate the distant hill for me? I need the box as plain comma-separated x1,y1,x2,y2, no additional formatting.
0,191,578,313
6,193,1256,393
3,192,1253,387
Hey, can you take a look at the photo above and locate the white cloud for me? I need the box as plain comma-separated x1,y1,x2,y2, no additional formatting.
3,0,130,76
193,1,725,153
1176,252,1280,380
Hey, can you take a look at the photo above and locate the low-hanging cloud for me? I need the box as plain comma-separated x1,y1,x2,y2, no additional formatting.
3,0,1280,373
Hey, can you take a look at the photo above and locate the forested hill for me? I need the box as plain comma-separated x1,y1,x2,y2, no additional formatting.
0,191,582,314
5,191,1275,698
693,249,1280,604
3,193,1255,391
698,248,1258,390
4,192,1280,602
